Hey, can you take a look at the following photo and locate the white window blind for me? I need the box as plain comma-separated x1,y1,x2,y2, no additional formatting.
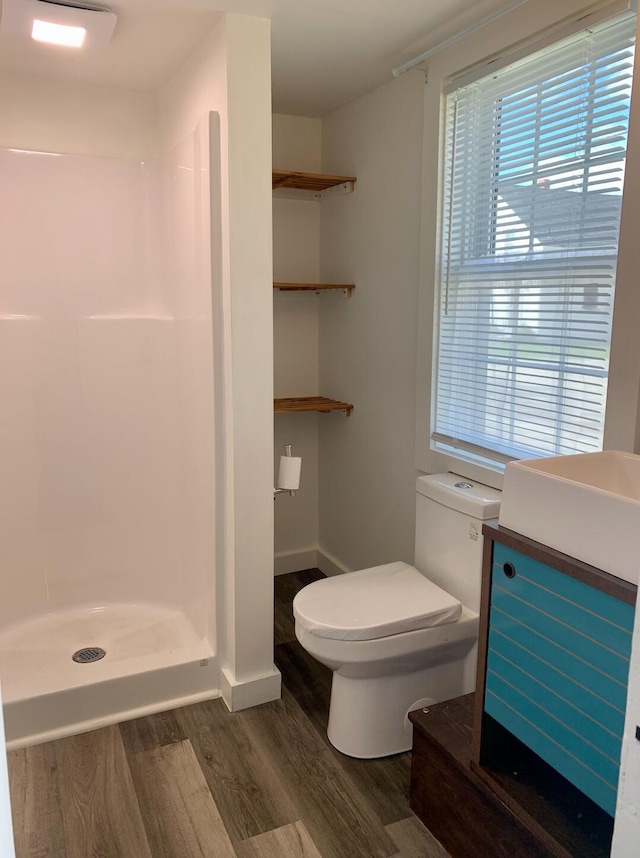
433,15,636,466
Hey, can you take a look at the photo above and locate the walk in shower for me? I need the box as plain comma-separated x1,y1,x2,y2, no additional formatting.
0,116,220,747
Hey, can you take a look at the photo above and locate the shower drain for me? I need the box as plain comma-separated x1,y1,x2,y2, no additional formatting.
72,647,106,664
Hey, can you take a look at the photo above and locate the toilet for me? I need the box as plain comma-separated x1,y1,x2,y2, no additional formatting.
293,473,501,759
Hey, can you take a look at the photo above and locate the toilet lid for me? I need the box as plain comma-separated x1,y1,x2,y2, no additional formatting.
292,561,462,641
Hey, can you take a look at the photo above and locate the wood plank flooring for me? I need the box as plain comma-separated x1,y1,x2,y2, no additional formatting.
6,569,451,858
127,740,236,858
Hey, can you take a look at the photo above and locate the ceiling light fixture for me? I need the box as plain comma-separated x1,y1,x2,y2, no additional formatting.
1,0,117,50
31,19,86,47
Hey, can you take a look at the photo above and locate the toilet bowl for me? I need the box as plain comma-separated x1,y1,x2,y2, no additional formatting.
293,561,479,758
292,473,501,759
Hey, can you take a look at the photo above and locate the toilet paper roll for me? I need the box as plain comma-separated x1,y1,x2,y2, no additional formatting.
278,455,302,490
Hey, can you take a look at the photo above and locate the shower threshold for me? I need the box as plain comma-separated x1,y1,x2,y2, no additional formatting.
0,603,218,749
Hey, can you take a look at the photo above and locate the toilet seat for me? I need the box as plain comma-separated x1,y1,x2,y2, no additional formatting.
293,561,461,642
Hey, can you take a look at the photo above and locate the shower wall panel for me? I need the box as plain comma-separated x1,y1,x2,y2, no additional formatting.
0,125,215,643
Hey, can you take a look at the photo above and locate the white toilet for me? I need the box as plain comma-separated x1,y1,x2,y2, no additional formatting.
293,473,501,759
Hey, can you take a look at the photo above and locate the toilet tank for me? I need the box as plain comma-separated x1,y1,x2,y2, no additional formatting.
414,473,501,613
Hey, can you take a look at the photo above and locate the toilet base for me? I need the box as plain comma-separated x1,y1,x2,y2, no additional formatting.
326,644,477,759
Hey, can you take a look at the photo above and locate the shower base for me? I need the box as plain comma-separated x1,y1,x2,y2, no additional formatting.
0,603,218,749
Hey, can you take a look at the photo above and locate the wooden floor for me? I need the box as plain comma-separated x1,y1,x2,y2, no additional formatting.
7,569,451,858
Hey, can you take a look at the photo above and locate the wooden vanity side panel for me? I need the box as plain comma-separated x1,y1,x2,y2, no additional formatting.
471,531,495,764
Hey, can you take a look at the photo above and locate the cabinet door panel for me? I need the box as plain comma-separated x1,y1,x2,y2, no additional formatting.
488,624,626,735
492,548,633,656
486,647,621,761
491,586,630,684
492,543,634,631
484,540,635,817
485,688,618,816
488,607,628,712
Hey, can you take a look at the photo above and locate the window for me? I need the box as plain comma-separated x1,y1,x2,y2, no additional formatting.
432,15,636,469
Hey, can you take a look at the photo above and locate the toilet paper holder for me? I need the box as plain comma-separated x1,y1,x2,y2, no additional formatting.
274,444,301,498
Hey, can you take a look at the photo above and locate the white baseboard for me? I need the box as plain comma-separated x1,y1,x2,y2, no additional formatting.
220,665,282,712
273,547,351,578
316,548,350,577
274,549,318,576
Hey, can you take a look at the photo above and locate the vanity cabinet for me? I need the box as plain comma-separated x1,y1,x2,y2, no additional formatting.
473,523,637,857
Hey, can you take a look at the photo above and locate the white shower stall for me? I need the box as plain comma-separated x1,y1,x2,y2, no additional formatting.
0,13,277,747
0,116,222,745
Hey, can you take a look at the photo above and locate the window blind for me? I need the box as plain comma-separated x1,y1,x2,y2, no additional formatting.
433,15,635,465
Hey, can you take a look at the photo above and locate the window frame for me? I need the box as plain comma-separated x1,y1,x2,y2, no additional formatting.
415,0,640,490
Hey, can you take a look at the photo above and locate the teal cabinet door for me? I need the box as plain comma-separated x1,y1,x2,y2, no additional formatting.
485,543,634,817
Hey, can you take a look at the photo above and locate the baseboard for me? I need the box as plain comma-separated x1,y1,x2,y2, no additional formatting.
274,549,319,576
274,547,351,577
220,665,282,712
316,548,350,577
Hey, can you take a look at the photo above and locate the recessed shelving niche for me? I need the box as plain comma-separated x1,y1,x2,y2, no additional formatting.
273,168,356,419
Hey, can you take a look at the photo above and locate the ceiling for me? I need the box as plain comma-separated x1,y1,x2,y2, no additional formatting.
0,0,521,116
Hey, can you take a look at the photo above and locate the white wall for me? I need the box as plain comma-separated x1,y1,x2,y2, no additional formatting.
224,15,275,699
611,9,640,851
157,15,227,156
0,71,157,159
159,13,277,708
318,71,425,573
272,114,322,571
316,0,640,847
607,10,640,455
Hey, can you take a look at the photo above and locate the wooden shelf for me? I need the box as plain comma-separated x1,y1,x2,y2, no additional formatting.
274,396,353,416
274,282,355,295
272,169,357,192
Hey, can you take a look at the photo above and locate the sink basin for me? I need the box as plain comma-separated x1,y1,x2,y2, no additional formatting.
499,451,640,585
